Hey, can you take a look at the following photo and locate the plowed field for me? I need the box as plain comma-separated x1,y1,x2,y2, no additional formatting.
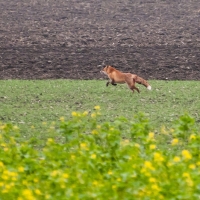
0,0,200,80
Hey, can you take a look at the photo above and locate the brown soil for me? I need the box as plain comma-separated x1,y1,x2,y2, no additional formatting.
0,0,200,80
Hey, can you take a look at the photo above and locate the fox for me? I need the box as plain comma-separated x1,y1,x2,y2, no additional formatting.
100,65,151,93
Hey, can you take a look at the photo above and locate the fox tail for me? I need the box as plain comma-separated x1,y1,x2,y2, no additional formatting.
135,76,152,90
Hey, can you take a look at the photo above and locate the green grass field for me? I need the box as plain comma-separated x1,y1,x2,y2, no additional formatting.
0,79,199,143
0,79,200,199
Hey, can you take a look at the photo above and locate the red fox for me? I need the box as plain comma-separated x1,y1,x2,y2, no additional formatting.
100,65,152,93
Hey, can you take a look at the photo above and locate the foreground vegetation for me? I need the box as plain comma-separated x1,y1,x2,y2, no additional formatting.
0,107,200,199
0,80,199,144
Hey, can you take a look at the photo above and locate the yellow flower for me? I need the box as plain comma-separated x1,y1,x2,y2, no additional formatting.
94,105,100,110
149,177,157,183
161,125,168,135
71,111,78,117
186,178,194,187
2,174,8,181
60,116,65,122
22,189,35,200
196,161,200,166
62,173,69,179
0,125,6,130
182,173,194,187
144,161,155,171
4,147,8,152
47,138,54,145
0,161,4,168
171,138,179,145
134,143,140,148
2,184,12,192
10,137,16,144
96,125,101,129
117,178,121,182
148,132,155,140
159,195,165,199
51,170,59,177
91,154,96,159
121,139,130,146
167,162,173,167
80,143,88,150
35,189,42,195
91,130,98,135
8,171,17,177
173,156,181,162
189,134,196,140
182,150,192,160
1,143,7,147
33,178,38,183
140,169,151,177
92,181,99,186
154,152,164,163
108,170,113,175
2,189,9,193
71,155,76,160
182,172,190,178
149,144,156,150
151,184,160,191
189,164,196,169
13,125,19,130
91,113,96,118
18,166,24,172
22,180,28,186
61,183,66,189
45,194,50,199
83,111,88,116
112,185,117,189
132,164,136,169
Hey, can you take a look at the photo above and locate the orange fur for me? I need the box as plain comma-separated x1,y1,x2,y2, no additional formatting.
100,65,151,93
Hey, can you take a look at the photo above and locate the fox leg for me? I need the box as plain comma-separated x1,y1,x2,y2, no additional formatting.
134,86,140,93
111,82,117,86
129,85,140,93
106,79,117,87
132,78,140,93
127,79,140,93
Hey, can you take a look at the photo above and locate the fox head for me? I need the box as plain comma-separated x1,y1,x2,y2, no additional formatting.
100,65,114,75
100,65,109,75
